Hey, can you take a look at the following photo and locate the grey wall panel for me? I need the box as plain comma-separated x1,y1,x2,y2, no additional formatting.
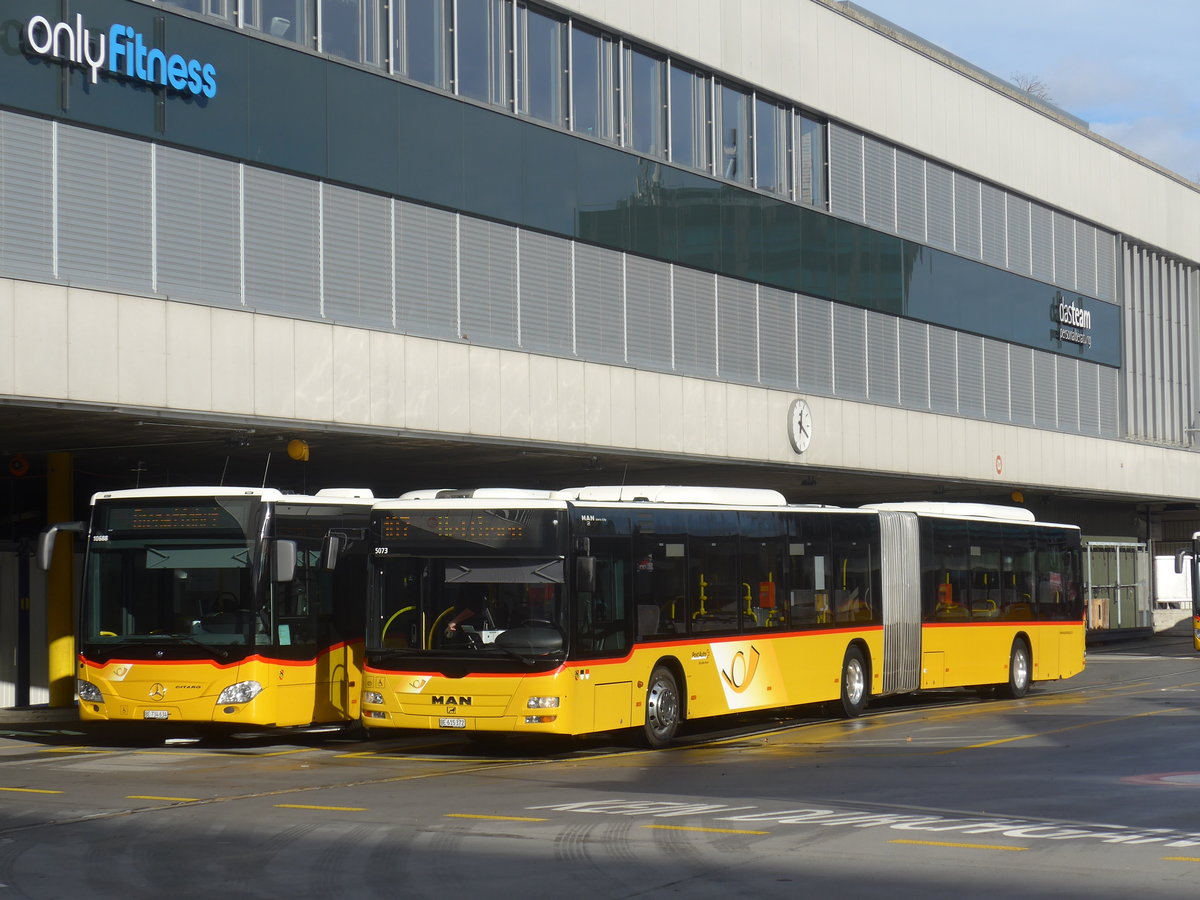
1078,360,1101,436
1098,363,1119,437
243,167,320,316
928,326,957,413
980,182,1006,269
717,276,758,383
897,318,929,409
156,147,241,308
1096,231,1117,302
832,303,867,399
828,124,864,222
1030,202,1055,284
396,201,458,339
1053,211,1076,290
1034,349,1057,428
673,266,717,378
58,128,152,294
625,254,673,369
517,230,573,355
956,333,985,417
459,216,519,349
1057,355,1080,431
758,285,797,389
1005,194,1031,276
925,161,954,251
863,136,896,232
982,338,1009,421
894,149,925,242
0,112,53,281
1075,222,1098,298
573,242,625,364
1010,345,1035,426
952,171,981,260
798,294,833,394
866,314,899,405
322,184,393,328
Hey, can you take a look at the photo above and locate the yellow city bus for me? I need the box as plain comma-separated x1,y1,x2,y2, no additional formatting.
361,486,1085,747
39,487,373,728
1181,531,1200,651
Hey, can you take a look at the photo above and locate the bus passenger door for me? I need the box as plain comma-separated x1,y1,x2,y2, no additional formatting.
574,552,632,733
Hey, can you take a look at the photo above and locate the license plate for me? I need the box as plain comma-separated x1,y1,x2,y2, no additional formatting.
143,710,169,720
439,717,467,729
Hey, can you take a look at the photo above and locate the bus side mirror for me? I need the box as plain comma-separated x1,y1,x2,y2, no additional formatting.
576,556,597,594
37,521,85,571
273,539,297,583
321,532,345,571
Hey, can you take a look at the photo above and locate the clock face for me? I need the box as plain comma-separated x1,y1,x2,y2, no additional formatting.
788,398,812,454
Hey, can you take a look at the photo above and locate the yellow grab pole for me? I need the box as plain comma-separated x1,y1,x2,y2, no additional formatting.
46,451,75,708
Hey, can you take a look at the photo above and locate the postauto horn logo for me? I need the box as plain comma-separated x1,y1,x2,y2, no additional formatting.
25,14,217,98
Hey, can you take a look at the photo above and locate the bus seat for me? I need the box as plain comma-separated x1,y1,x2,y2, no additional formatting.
637,604,660,638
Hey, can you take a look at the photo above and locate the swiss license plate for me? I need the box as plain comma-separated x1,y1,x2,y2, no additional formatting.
439,717,467,729
143,710,169,720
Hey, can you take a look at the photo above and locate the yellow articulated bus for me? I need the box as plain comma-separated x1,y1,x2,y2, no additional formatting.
362,486,1085,747
39,486,373,729
1179,532,1200,651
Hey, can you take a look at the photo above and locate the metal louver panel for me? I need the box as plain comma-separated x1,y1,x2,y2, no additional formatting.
322,183,392,328
1057,355,1080,431
1096,230,1117,302
928,326,957,412
716,276,757,383
897,318,929,409
672,266,716,377
878,510,921,696
1005,193,1031,276
980,182,1006,268
798,294,833,394
1033,350,1057,427
1075,221,1098,297
952,172,981,259
925,161,954,250
832,303,866,399
758,285,797,389
1009,345,1035,425
396,201,458,339
243,167,319,316
517,230,573,354
828,124,865,222
156,146,240,308
863,136,896,232
573,242,625,363
1030,202,1054,283
956,333,984,417
866,314,898,405
459,216,519,349
0,111,53,280
1098,364,1119,436
58,127,152,294
1053,211,1076,290
894,149,925,242
982,338,1009,421
625,254,672,369
1078,361,1101,435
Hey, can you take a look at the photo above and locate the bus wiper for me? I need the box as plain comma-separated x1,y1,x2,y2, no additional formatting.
166,634,231,661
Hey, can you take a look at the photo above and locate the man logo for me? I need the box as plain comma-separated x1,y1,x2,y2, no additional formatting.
430,695,472,706
720,647,761,694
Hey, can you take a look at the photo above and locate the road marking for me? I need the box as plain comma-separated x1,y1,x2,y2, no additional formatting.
276,803,366,812
1163,856,1200,862
40,746,112,754
644,824,770,836
127,795,199,802
891,839,1027,852
937,707,1175,754
0,787,63,794
446,813,547,822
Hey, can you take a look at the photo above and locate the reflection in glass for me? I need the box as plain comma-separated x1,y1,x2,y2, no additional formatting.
796,113,826,207
718,82,750,184
517,3,567,125
245,0,316,48
570,25,617,141
320,0,383,66
458,0,512,106
623,45,667,158
669,62,710,172
398,0,451,89
755,97,787,194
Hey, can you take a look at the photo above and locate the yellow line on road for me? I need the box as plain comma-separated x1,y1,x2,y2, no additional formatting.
1163,857,1200,862
891,839,1027,852
0,786,63,794
127,795,199,802
644,824,770,836
446,813,548,822
276,803,367,812
938,707,1174,754
40,746,112,754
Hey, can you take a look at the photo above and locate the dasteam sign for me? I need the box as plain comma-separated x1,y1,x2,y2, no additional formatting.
24,14,218,99
1052,292,1093,348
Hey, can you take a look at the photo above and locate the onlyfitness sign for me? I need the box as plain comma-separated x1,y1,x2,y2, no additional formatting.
24,14,218,98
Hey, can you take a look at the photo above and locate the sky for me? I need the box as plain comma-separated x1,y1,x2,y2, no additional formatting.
853,0,1200,181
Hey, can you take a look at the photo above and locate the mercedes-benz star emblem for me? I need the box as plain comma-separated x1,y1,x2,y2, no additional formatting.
148,683,166,701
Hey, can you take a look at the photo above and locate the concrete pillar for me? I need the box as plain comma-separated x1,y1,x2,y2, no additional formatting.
46,452,75,708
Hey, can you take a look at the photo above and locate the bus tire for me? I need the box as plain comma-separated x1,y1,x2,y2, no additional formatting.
837,646,869,718
1000,639,1032,699
643,666,681,749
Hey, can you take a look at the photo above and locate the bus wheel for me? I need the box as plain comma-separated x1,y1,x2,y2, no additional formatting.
643,666,681,748
1000,639,1032,699
837,646,868,718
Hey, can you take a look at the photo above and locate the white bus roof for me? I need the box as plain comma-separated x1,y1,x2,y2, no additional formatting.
559,485,789,506
861,501,1037,523
91,486,374,505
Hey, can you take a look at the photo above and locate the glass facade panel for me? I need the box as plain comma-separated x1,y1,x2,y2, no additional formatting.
718,82,751,184
399,0,452,89
754,97,786,194
518,3,567,125
669,62,710,172
458,0,512,106
248,0,316,47
623,45,667,157
320,0,383,66
569,26,617,141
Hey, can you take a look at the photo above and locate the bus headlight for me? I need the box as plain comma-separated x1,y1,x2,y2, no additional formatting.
216,681,263,705
363,691,384,705
77,680,103,703
527,696,560,709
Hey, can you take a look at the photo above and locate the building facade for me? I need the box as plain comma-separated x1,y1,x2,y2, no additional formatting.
1,0,1198,704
